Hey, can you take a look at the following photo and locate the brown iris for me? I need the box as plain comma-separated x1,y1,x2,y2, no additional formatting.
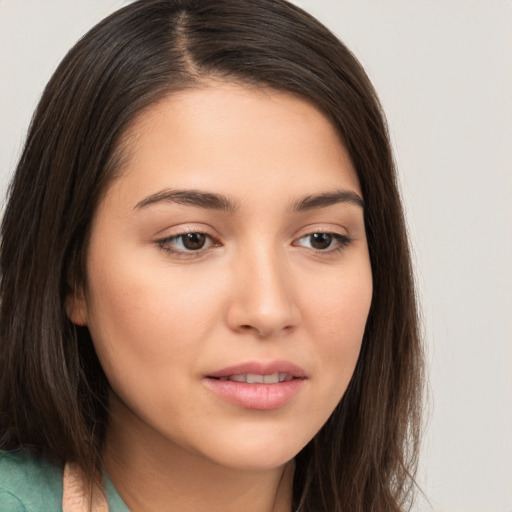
181,233,207,250
309,233,333,250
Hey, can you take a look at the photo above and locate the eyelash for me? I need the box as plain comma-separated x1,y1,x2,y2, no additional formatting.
293,232,353,254
157,231,220,256
157,230,353,257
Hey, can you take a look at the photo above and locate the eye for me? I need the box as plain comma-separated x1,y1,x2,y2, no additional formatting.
294,232,352,252
158,232,216,254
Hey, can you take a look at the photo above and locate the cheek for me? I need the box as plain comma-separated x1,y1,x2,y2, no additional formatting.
307,259,372,335
303,262,372,393
84,247,226,379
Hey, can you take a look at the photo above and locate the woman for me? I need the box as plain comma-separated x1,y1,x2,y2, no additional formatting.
0,0,423,511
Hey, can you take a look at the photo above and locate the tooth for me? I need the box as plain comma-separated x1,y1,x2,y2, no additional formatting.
263,373,279,384
224,373,290,384
246,374,264,384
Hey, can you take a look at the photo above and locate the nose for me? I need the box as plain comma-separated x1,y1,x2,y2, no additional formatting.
225,244,301,338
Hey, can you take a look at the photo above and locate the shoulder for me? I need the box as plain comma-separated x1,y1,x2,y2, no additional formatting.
0,450,62,512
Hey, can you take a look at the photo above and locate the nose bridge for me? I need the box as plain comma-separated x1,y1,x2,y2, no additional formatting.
227,236,300,337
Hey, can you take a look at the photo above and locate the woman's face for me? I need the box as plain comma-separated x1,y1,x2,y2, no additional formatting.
69,83,372,471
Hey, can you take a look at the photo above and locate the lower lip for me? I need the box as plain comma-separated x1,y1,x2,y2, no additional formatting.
203,378,304,410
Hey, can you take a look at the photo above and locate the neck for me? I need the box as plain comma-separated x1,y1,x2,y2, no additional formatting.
103,397,295,512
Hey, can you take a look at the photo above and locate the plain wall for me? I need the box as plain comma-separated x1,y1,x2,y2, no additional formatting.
1,1,511,511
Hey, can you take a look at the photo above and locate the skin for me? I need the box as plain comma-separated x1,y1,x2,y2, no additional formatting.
68,83,373,512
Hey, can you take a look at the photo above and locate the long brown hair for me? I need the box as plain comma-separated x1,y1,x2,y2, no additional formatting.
0,1,423,510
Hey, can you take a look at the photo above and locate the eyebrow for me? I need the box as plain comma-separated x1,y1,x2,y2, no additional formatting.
291,189,364,211
134,187,364,213
134,189,239,212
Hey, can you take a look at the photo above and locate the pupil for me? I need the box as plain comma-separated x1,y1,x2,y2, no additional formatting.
311,233,332,250
182,233,206,250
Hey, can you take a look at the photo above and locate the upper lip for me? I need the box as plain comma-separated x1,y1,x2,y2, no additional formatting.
206,360,306,379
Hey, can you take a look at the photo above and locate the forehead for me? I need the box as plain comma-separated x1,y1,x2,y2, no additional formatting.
104,82,360,209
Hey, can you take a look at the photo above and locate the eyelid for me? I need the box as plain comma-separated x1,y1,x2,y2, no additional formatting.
292,226,353,253
155,226,221,257
153,222,215,238
292,224,350,241
294,233,352,248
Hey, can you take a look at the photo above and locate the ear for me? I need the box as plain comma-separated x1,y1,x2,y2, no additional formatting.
66,286,88,326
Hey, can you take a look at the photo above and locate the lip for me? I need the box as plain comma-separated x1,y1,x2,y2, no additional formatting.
203,360,306,411
206,360,306,379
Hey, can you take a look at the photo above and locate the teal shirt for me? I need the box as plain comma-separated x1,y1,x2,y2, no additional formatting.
0,451,129,511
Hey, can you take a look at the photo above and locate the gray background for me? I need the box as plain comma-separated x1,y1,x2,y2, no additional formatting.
1,1,511,510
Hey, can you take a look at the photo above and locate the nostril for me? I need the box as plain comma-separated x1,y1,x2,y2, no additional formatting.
236,322,297,338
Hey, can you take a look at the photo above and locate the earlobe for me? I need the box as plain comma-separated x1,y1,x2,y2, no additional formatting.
66,291,88,326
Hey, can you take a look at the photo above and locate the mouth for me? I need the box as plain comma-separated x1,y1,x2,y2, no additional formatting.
203,361,306,410
206,360,306,380
213,372,295,384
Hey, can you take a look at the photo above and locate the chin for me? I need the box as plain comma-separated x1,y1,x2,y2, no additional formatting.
209,447,298,472
192,425,313,472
